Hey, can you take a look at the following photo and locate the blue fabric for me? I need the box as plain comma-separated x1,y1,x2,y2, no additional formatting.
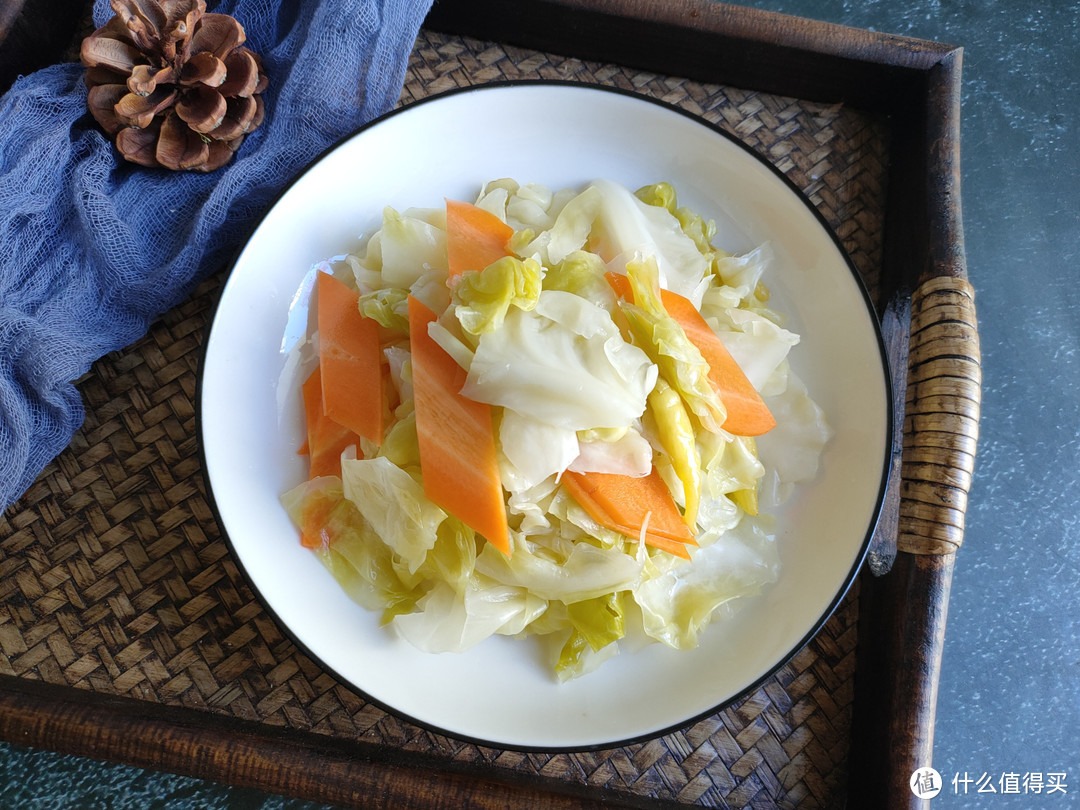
0,0,432,510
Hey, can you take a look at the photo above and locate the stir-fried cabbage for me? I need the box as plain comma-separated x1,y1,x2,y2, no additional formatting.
280,179,831,681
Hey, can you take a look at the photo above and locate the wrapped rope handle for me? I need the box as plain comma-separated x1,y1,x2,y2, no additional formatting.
899,276,981,556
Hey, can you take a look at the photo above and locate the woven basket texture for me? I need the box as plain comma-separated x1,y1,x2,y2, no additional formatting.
0,29,891,809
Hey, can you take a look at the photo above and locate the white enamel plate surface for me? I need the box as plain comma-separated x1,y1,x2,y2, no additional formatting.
199,82,891,750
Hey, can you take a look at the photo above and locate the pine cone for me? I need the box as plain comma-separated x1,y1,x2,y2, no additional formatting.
80,0,268,172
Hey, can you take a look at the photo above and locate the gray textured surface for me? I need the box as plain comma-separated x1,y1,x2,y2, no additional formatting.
0,751,330,810
2,0,1078,807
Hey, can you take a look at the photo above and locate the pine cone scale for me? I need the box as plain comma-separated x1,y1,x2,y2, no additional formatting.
211,94,256,141
112,0,166,53
81,33,143,74
115,119,162,166
180,52,227,86
175,86,227,133
128,64,175,95
216,49,258,97
87,84,129,135
115,86,177,128
161,0,206,39
203,139,240,172
189,14,246,61
157,112,209,170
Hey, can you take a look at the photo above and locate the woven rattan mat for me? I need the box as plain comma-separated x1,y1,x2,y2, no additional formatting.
1,29,888,810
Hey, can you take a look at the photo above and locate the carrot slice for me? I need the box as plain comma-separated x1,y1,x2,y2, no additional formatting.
607,273,775,436
302,365,359,479
666,297,776,436
445,198,514,278
562,468,696,559
317,271,384,444
407,295,510,555
296,479,343,550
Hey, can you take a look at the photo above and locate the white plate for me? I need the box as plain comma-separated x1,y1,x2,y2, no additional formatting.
199,82,890,750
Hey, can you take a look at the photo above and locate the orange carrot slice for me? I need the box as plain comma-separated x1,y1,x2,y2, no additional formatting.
607,272,775,436
296,479,343,550
445,198,514,278
675,305,776,435
317,271,384,444
302,365,359,479
562,468,696,559
407,295,510,555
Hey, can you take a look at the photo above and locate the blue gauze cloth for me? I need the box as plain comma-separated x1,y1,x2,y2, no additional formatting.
0,0,433,511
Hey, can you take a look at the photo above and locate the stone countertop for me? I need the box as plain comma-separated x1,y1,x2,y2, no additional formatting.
1,1,1077,807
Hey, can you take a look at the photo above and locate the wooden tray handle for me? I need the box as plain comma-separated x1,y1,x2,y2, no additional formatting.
899,277,981,555
853,275,981,808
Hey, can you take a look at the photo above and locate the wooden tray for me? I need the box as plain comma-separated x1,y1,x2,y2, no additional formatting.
0,2,979,808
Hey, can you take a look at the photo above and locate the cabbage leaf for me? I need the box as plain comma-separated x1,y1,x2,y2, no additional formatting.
393,577,547,653
588,178,710,307
542,249,614,309
633,516,778,649
462,290,657,431
378,206,448,288
475,531,643,604
280,477,421,620
756,372,832,507
340,456,446,574
519,186,602,266
453,255,543,335
498,408,580,492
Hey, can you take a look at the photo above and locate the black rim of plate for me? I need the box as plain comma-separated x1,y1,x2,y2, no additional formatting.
196,79,894,754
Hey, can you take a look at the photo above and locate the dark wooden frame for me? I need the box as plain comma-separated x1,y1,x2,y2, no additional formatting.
0,1,966,808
